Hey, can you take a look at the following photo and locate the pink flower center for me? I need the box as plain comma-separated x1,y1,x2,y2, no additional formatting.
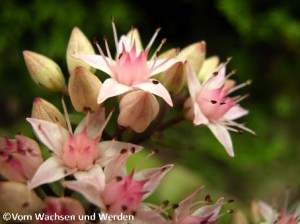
196,87,235,120
113,45,149,86
62,128,99,171
102,173,147,215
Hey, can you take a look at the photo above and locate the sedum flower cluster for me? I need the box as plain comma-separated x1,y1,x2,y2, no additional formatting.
0,19,260,223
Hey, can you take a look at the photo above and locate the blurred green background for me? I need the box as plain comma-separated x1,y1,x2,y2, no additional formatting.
0,0,300,221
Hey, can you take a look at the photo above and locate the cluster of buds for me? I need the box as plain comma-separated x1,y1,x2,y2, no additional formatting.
0,18,258,223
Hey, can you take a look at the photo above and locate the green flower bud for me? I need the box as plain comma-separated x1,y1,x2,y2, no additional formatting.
158,61,187,95
177,41,206,75
68,66,102,112
23,50,67,93
31,97,66,128
66,27,96,75
198,56,220,82
0,182,43,215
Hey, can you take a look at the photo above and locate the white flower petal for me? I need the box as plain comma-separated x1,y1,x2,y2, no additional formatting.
223,105,249,120
207,123,234,157
186,63,202,102
193,103,209,125
27,118,69,155
148,59,179,76
28,157,70,189
73,54,114,76
135,164,173,200
97,78,133,104
134,80,173,106
64,180,105,209
74,107,106,139
203,62,226,90
73,165,105,191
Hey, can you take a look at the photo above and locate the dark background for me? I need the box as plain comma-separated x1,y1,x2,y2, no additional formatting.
1,0,300,220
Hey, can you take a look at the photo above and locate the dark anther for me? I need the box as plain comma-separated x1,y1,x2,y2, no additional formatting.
205,194,212,202
152,80,159,85
22,202,29,208
120,148,128,154
172,204,179,209
227,199,234,203
131,211,137,216
152,148,159,154
200,221,208,224
118,53,123,59
213,72,218,76
121,205,128,211
116,176,123,182
220,102,226,105
84,107,92,112
93,37,98,45
227,209,234,214
162,200,169,207
7,154,13,162
38,124,42,130
211,100,217,104
130,147,136,154
160,167,167,172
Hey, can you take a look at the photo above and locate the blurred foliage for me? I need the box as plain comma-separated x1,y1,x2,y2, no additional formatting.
0,0,300,219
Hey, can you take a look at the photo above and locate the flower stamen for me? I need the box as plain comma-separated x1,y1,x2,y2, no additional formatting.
145,27,161,51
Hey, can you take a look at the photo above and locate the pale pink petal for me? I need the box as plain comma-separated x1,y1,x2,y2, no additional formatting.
73,165,105,192
73,54,113,76
74,107,106,139
97,78,133,104
223,105,249,120
203,63,226,90
148,59,179,76
27,118,69,155
64,181,105,209
134,164,173,199
118,35,131,52
175,186,205,219
193,103,209,125
65,165,106,208
28,157,71,189
186,63,202,102
135,205,170,224
134,80,173,106
97,140,143,167
256,200,278,223
207,123,234,157
192,197,224,221
104,147,137,182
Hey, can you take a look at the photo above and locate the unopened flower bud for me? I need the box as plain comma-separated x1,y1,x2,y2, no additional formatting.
118,90,159,133
230,210,249,224
66,27,96,75
31,97,66,128
158,48,178,59
157,61,187,95
177,41,206,74
23,50,67,93
198,56,220,82
68,66,102,112
0,182,43,215
0,135,44,183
